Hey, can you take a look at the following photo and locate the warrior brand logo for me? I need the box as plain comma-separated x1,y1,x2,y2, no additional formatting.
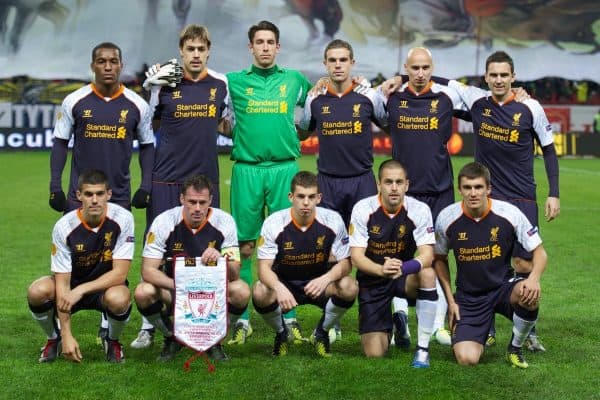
188,291,215,319
398,224,406,238
279,84,287,97
352,104,361,117
490,227,499,241
399,100,408,108
482,108,492,117
209,88,217,101
316,235,325,249
458,232,468,241
172,90,182,99
83,109,93,118
104,232,113,246
512,113,521,126
246,87,254,96
173,242,184,252
321,105,330,114
430,99,439,114
75,243,85,252
118,109,128,124
284,241,294,250
370,225,381,235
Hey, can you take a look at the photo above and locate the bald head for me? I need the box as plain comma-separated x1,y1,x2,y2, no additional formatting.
404,47,433,93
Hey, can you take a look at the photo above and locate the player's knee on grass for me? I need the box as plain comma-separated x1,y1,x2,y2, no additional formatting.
27,276,55,304
361,332,390,358
453,342,483,366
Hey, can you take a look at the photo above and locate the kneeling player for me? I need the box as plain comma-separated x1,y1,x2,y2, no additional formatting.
134,175,250,362
252,171,357,357
350,160,438,367
28,170,132,363
434,162,547,368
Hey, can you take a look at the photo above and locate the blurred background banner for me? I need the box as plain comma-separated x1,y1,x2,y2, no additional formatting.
0,0,598,153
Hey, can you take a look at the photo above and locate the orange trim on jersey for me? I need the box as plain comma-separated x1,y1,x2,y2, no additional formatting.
183,68,209,82
183,208,212,234
91,83,124,100
492,91,515,106
407,81,433,96
461,198,492,221
378,195,402,217
77,208,106,231
290,208,315,231
326,82,355,97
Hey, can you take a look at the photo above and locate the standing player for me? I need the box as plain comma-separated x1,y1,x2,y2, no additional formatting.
226,20,313,344
384,47,466,348
350,160,438,367
130,24,230,349
447,51,559,350
253,171,357,357
435,162,547,368
134,175,250,362
49,42,154,213
28,170,133,364
299,39,387,227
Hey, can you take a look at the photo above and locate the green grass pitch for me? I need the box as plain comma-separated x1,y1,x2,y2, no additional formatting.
1,152,599,399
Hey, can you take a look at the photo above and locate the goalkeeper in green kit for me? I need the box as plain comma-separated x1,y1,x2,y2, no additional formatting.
225,20,313,345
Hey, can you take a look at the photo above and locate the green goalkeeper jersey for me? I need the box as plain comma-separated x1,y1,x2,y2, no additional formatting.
227,64,312,164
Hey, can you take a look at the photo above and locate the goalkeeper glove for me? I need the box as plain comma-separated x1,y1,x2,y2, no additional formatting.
142,59,183,90
131,188,150,209
49,190,67,212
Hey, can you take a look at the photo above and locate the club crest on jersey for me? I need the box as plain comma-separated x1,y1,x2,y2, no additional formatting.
429,99,439,114
279,84,287,97
118,109,129,123
321,105,330,114
209,88,217,101
398,100,408,108
172,90,182,99
188,290,215,320
316,235,325,249
512,113,521,126
104,232,113,246
490,227,499,241
83,109,93,118
482,108,492,117
352,104,361,117
458,232,468,241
